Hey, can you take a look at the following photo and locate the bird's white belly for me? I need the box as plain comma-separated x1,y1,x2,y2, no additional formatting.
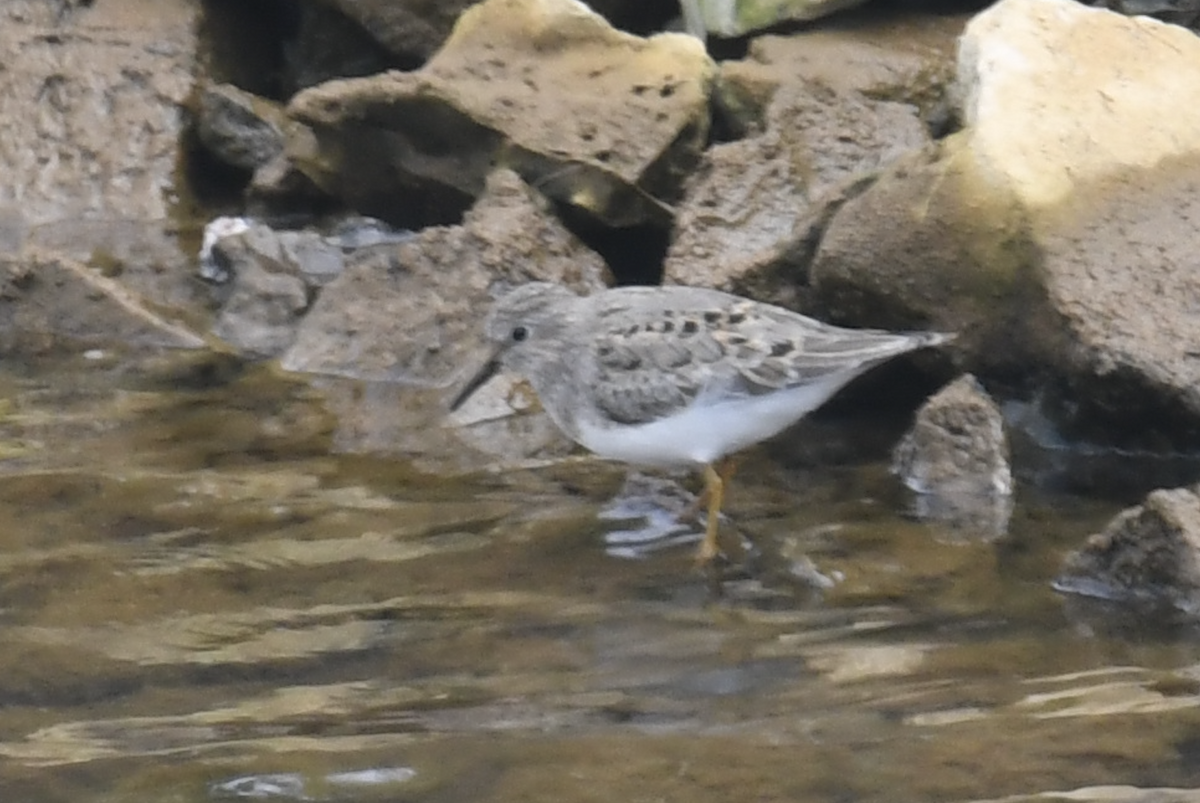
575,376,849,467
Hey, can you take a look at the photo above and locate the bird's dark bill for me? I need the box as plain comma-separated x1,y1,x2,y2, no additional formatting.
448,357,502,411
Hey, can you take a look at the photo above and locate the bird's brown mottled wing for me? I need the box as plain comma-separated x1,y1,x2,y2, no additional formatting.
582,288,941,426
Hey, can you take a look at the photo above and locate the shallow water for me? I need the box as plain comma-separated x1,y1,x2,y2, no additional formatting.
0,352,1198,803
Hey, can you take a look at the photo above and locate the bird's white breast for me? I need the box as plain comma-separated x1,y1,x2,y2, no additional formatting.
575,374,852,467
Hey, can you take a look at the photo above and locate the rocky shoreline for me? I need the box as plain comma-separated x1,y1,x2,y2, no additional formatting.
4,0,1200,610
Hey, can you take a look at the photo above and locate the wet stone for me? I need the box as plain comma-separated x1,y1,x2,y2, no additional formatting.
1057,484,1200,615
892,373,1013,540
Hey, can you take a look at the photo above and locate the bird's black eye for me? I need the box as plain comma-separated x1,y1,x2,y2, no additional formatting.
511,325,529,343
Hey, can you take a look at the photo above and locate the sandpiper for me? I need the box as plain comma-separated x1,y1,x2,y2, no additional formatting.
450,282,953,564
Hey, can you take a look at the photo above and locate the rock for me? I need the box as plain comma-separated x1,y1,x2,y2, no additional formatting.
198,217,253,285
0,0,213,348
245,151,330,214
286,0,714,228
195,83,289,172
192,82,332,213
664,16,955,299
280,169,609,384
0,1,197,231
1082,0,1200,27
211,259,309,359
1057,486,1200,615
954,0,1200,211
202,216,414,358
284,2,400,92
312,0,480,65
892,374,1013,539
0,250,205,354
811,0,1200,449
28,219,211,316
200,215,401,288
682,0,870,39
662,128,812,298
722,20,962,123
664,89,929,298
894,375,1012,497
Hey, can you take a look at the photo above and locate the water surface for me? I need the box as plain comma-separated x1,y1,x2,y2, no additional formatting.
0,352,1197,803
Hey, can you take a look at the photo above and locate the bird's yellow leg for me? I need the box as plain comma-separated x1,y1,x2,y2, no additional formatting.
696,463,724,565
680,456,739,524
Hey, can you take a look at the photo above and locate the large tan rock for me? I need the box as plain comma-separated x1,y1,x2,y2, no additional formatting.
288,0,714,228
955,0,1200,210
812,0,1200,448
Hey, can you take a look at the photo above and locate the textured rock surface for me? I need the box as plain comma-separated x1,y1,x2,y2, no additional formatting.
0,0,196,234
287,0,714,228
280,170,609,383
664,17,958,304
1059,486,1200,615
955,0,1200,210
893,374,1013,539
894,374,1012,498
813,0,1200,448
684,0,870,38
0,1,207,350
0,251,206,354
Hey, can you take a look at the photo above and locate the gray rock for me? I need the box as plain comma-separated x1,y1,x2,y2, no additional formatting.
211,259,310,359
893,375,1013,539
681,0,870,38
280,169,609,384
312,0,479,64
202,216,414,358
195,83,287,172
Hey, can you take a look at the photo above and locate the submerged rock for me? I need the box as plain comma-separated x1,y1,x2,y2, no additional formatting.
894,375,1012,498
1058,485,1200,616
